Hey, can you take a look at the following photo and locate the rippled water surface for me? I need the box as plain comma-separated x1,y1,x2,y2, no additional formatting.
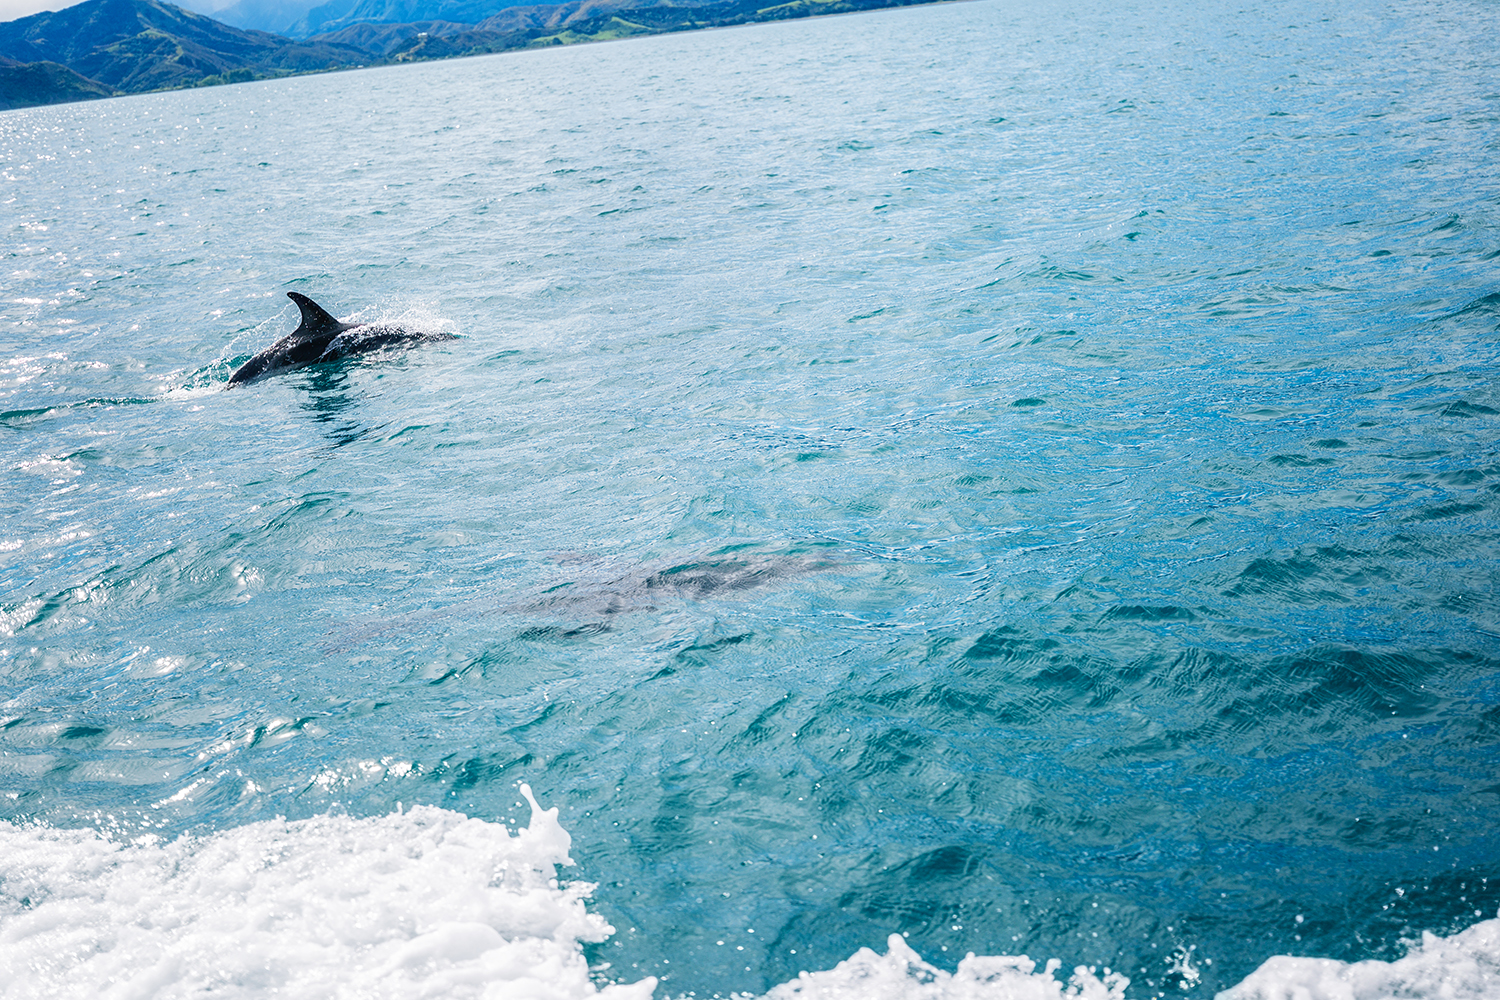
3,0,1499,995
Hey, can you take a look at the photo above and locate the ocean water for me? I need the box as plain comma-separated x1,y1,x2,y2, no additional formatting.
2,0,1499,996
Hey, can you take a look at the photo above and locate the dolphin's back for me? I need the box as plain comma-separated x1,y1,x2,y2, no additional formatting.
228,292,356,386
226,291,454,387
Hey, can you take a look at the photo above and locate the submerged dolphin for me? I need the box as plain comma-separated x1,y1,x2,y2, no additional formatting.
323,544,848,652
227,292,457,386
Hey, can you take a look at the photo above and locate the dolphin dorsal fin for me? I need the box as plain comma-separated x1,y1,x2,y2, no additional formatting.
287,292,349,339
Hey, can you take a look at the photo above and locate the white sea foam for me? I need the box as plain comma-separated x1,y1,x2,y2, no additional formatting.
760,936,1128,1000
1219,917,1500,1000
0,787,653,1000
0,796,1495,1000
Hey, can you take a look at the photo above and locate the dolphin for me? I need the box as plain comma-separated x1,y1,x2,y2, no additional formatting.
323,543,849,652
226,292,457,387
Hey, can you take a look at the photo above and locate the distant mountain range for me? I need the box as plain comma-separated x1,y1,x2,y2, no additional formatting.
291,0,539,38
0,0,941,110
205,0,538,37
0,0,366,103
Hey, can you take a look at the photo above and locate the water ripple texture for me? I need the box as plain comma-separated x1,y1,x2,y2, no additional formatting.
2,0,1498,996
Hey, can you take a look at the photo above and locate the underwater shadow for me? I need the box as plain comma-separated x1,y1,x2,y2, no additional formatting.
323,541,850,653
291,365,388,448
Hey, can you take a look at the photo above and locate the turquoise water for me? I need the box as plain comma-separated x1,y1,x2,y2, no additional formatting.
3,0,1499,995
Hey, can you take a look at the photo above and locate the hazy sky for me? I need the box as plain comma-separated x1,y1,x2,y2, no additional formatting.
0,0,79,22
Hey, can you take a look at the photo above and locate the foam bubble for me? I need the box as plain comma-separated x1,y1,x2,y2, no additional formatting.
1220,915,1500,1000
762,935,1128,1000
0,784,654,1000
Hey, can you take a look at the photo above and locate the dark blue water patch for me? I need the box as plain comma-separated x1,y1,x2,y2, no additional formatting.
1227,546,1408,604
525,617,1500,994
1442,290,1500,326
0,397,159,428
